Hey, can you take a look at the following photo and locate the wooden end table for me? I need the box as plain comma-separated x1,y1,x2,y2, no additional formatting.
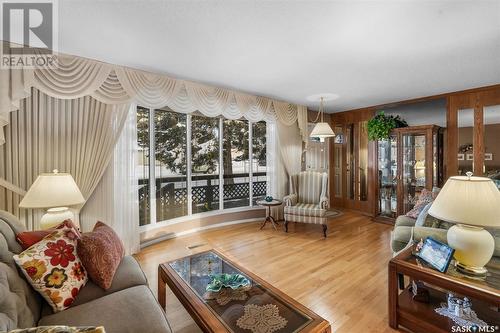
158,249,331,333
389,245,500,333
256,199,282,230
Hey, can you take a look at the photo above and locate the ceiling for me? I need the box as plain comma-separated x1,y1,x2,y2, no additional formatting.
52,1,500,111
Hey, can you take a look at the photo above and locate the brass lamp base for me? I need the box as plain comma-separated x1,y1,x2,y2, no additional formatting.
456,262,488,276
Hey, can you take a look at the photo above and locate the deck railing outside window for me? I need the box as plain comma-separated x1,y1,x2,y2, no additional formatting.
138,172,266,226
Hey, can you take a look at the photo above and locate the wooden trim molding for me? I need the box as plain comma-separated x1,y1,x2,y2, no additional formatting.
338,84,500,114
445,96,458,178
473,103,484,175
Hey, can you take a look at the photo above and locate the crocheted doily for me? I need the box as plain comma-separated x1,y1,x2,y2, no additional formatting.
435,303,488,328
236,304,288,333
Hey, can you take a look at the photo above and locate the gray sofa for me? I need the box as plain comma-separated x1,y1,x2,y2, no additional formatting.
0,210,171,333
391,214,500,258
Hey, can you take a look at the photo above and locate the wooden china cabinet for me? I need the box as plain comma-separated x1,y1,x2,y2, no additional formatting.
375,125,444,222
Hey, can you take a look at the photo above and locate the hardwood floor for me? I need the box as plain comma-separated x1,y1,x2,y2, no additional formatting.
134,210,400,333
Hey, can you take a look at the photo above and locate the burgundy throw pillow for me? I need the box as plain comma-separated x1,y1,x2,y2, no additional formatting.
77,222,124,290
16,220,81,250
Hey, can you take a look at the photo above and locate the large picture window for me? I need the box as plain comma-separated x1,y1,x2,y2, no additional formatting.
137,106,151,226
223,119,250,208
154,109,188,222
191,114,220,214
136,106,267,227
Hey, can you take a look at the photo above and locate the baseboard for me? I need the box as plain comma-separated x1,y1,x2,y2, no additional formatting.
140,218,261,249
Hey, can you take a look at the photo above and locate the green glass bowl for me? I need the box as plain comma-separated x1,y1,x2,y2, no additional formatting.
206,273,250,292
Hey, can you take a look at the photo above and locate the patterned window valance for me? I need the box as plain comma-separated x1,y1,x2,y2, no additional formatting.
0,45,307,145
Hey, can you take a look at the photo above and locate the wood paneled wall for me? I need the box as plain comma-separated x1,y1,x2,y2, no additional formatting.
447,86,500,176
329,84,500,216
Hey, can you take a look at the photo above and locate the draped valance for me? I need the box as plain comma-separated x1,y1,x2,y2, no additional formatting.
0,48,308,145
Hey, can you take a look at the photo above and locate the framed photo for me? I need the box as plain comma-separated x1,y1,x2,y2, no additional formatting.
457,154,464,161
334,134,343,144
466,154,473,161
485,153,493,161
416,237,455,273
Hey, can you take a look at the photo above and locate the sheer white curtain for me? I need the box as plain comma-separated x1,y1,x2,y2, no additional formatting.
277,121,304,193
80,106,140,254
0,88,128,229
267,121,304,220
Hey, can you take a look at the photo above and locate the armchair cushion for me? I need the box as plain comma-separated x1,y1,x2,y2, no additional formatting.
284,203,326,217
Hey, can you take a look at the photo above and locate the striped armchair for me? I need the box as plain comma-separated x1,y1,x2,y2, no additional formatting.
283,171,329,237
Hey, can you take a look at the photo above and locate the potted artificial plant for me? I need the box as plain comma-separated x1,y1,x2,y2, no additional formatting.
367,111,408,141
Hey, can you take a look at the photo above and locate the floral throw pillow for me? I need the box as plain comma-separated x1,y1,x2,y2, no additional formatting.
13,227,88,312
405,189,437,219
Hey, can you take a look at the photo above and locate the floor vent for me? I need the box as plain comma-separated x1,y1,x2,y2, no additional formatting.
186,243,207,250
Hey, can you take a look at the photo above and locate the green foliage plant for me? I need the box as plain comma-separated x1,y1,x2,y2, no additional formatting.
367,111,408,141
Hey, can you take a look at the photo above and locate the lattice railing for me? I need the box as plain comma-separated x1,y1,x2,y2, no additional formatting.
138,173,266,225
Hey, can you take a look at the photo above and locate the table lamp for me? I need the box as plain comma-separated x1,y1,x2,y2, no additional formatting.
19,170,85,229
428,172,500,275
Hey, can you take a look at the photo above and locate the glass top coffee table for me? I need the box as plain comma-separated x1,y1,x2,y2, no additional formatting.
158,250,330,333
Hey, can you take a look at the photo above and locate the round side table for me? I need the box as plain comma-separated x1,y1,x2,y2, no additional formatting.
256,199,283,230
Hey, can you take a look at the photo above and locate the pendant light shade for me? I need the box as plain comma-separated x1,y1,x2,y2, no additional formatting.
309,96,335,142
310,122,335,139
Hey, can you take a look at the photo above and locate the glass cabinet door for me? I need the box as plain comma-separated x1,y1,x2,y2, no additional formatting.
378,135,397,218
346,124,355,200
333,126,343,199
402,133,426,214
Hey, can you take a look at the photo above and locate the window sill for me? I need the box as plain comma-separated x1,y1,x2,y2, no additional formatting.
139,205,265,232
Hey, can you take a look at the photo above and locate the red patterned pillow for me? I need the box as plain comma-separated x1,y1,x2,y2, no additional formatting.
16,220,81,250
13,227,88,312
77,222,124,290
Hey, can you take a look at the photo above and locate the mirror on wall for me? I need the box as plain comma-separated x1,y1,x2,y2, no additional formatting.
457,108,474,175
483,105,500,187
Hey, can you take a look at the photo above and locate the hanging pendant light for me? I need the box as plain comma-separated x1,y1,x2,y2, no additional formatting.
310,96,335,142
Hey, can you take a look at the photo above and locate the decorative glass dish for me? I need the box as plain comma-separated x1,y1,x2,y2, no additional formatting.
206,273,250,292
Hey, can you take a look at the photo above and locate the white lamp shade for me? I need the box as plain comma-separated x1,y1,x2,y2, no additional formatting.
428,175,500,228
310,122,335,138
19,172,85,209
